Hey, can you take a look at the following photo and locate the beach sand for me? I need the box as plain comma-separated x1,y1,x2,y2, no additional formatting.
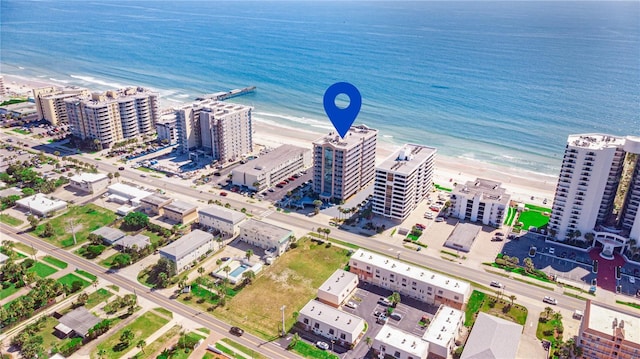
2,74,557,206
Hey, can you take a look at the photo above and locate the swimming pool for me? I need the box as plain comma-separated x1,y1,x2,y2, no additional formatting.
230,264,250,277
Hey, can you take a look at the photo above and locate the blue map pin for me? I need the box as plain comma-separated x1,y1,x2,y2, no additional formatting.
323,82,361,138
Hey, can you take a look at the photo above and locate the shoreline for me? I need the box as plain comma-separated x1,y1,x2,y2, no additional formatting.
2,73,557,206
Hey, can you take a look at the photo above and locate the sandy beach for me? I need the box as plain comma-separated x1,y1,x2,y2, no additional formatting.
2,73,557,206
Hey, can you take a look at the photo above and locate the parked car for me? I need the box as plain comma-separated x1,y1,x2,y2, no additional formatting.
118,166,125,170
435,217,445,222
491,236,504,241
316,341,329,350
345,301,357,309
220,191,228,196
389,312,402,321
376,314,388,324
549,248,555,255
378,297,392,306
490,281,504,288
230,327,244,336
543,296,558,305
415,223,426,230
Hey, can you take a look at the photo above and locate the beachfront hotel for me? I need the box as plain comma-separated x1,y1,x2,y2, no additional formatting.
548,134,640,254
349,249,471,310
449,178,510,228
33,86,91,125
372,144,437,221
578,300,640,359
65,87,159,148
175,100,253,163
312,125,377,202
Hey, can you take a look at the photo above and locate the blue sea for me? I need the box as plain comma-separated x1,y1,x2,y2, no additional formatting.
1,1,639,176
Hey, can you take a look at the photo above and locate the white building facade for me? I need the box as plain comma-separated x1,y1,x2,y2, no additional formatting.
373,325,429,359
159,230,214,272
449,178,510,228
317,269,359,307
237,219,292,256
372,144,437,221
422,305,464,359
68,173,109,193
33,86,91,125
231,145,312,191
198,206,246,237
298,300,365,347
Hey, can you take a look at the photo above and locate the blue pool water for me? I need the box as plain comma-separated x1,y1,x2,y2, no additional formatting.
230,264,250,278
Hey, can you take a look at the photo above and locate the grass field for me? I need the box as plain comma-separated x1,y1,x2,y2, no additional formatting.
141,230,164,246
99,252,121,268
0,282,19,299
464,291,486,326
0,213,24,227
220,338,267,359
42,255,68,269
464,290,527,327
525,204,552,213
56,273,90,288
292,340,339,359
518,210,550,230
132,325,181,359
213,237,351,339
28,261,58,278
86,288,113,309
93,310,169,359
504,207,516,225
12,128,30,135
75,268,97,281
34,204,116,247
215,343,247,359
536,310,564,347
12,241,37,255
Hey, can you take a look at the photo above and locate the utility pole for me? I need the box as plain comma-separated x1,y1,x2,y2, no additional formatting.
67,219,78,245
281,305,286,337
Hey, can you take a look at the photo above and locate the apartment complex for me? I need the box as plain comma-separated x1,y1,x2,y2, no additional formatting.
549,134,640,246
577,300,640,359
231,145,312,191
176,100,253,163
449,178,510,228
198,206,246,237
297,300,366,347
159,230,214,272
162,200,198,225
373,325,429,359
313,125,377,202
33,86,91,125
372,144,437,221
66,87,159,148
237,219,292,257
422,305,464,359
349,249,471,310
317,269,359,307
156,118,178,145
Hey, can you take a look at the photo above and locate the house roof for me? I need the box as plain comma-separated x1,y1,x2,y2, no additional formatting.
460,312,523,359
163,200,197,215
318,269,358,298
69,172,108,183
198,206,246,225
160,229,213,260
299,300,365,335
92,227,126,244
55,307,102,337
239,219,292,244
374,324,429,359
114,233,150,249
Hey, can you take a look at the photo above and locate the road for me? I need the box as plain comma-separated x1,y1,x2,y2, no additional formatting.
0,223,298,359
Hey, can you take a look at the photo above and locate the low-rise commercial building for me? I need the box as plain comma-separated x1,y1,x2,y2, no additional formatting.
139,194,173,216
16,193,67,217
450,178,510,228
91,227,126,245
317,269,359,307
54,307,102,338
159,229,214,272
461,313,523,359
298,300,365,348
443,223,481,253
422,305,464,359
107,183,153,206
68,173,109,193
578,300,640,359
237,219,292,257
231,145,312,191
349,249,471,310
198,206,246,237
373,324,429,359
162,200,198,225
114,233,150,251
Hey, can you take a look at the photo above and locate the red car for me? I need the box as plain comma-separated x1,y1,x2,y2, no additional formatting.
415,224,426,230
220,192,228,196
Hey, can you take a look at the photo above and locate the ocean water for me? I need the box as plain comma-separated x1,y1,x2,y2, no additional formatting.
1,1,638,176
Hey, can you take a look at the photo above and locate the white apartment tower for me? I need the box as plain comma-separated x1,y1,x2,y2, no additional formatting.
65,87,158,148
450,178,510,228
372,144,436,221
313,125,377,202
0,76,6,98
33,86,91,125
199,102,253,163
549,134,640,245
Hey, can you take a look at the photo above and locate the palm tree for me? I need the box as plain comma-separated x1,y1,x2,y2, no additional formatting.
120,328,134,346
389,292,401,307
198,266,205,276
136,339,146,353
114,172,120,182
365,336,373,347
324,228,331,240
509,294,516,306
223,265,231,281
288,333,300,350
241,270,256,285
544,306,553,319
245,249,254,262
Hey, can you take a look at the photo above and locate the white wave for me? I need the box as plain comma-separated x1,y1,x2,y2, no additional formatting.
69,74,128,89
383,135,394,138
254,111,327,127
175,94,190,98
49,77,70,84
18,67,25,70
252,116,324,135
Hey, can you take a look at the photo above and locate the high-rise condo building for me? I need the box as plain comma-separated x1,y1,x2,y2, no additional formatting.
578,300,640,359
312,125,377,202
372,144,436,221
549,134,640,254
175,100,253,163
65,87,158,148
33,86,91,125
450,178,510,228
0,76,6,98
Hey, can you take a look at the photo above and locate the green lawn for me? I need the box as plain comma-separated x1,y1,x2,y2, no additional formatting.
536,311,564,347
28,261,58,278
94,310,170,359
86,288,114,309
12,241,37,255
0,246,27,260
203,353,215,359
42,255,68,269
0,282,19,299
464,291,487,326
525,204,552,213
33,204,117,247
0,213,24,227
75,268,97,281
464,290,527,327
215,343,247,359
56,273,90,288
153,307,173,318
292,340,339,359
30,316,82,355
518,210,550,230
141,230,164,246
504,207,516,225
213,237,351,339
12,128,30,135
132,325,181,359
100,252,121,268
434,184,453,192
220,338,267,359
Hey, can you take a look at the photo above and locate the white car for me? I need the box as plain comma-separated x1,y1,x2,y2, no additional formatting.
549,248,555,255
543,296,558,305
316,341,329,350
345,301,358,309
490,281,504,288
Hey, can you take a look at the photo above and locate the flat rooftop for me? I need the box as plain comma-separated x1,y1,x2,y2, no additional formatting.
69,172,108,183
299,300,364,334
114,233,150,249
199,206,246,225
140,193,172,206
374,324,429,358
16,193,67,213
160,229,213,260
444,223,481,253
313,124,377,149
55,307,102,337
377,143,436,175
318,269,358,297
163,200,197,214
461,313,523,359
92,226,126,244
232,144,310,176
351,249,470,296
423,305,464,348
452,178,510,205
108,183,153,200
567,134,626,150
239,219,292,243
585,300,639,345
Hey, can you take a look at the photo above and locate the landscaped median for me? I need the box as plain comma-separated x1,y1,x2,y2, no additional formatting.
464,290,527,328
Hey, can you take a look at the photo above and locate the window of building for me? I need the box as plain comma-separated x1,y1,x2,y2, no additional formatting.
314,323,319,329
394,351,401,358
438,290,443,295
340,333,346,340
329,329,334,335
303,318,309,324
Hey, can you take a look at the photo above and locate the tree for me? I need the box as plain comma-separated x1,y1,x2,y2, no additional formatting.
123,211,149,230
313,199,323,211
324,228,331,240
112,253,132,268
136,339,146,353
198,266,205,276
223,265,231,280
245,249,254,262
523,257,535,273
88,233,103,245
120,328,135,347
53,151,60,158
42,222,55,237
114,172,120,182
241,270,256,285
27,215,39,229
509,294,516,306
107,172,113,180
98,348,107,358
365,336,373,347
288,333,300,350
76,292,89,306
389,292,401,307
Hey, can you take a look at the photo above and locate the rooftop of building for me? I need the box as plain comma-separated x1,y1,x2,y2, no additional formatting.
444,223,481,253
55,307,102,337
299,300,365,334
16,193,67,213
376,143,437,175
374,324,429,358
351,249,470,296
460,313,522,359
239,218,292,243
160,229,213,259
82,87,157,105
0,187,23,198
198,206,247,225
114,233,150,249
163,200,197,214
232,145,310,177
69,172,108,183
585,300,639,345
139,193,172,206
200,101,253,117
91,226,126,244
422,305,464,347
318,269,358,297
567,134,627,150
452,178,510,204
108,183,154,201
312,125,377,149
